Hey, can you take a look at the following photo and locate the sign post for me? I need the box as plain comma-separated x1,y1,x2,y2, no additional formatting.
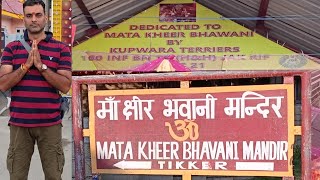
72,71,311,179
88,85,294,177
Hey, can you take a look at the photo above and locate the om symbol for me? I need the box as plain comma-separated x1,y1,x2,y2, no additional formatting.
165,119,199,141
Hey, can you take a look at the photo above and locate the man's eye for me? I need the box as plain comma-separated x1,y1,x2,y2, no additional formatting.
26,15,31,18
36,14,43,17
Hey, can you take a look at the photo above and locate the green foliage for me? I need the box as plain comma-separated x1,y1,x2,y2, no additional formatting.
293,144,301,179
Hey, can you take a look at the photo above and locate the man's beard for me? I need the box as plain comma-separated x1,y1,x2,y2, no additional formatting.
27,26,45,34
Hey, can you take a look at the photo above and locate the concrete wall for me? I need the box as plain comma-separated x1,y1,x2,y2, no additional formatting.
2,16,24,34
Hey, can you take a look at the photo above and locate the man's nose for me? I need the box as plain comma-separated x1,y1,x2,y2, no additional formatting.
32,15,37,21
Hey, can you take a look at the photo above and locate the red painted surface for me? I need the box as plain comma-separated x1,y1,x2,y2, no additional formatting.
72,71,312,179
93,89,290,171
256,0,270,30
302,72,312,180
313,170,320,180
72,82,85,180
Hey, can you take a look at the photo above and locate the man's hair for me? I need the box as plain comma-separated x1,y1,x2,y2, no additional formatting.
23,0,46,13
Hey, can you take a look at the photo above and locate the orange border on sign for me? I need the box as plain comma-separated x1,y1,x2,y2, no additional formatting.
88,84,294,177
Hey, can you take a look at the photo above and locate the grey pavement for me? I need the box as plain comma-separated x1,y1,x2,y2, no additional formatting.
0,109,72,180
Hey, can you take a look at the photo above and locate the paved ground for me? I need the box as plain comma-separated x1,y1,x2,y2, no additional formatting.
0,110,72,179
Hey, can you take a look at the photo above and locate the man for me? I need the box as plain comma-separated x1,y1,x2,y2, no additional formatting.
0,0,72,179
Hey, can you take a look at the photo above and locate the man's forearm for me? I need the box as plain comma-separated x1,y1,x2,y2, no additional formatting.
41,69,71,94
0,67,27,92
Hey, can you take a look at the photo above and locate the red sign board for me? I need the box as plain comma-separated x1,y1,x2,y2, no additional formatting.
88,85,294,176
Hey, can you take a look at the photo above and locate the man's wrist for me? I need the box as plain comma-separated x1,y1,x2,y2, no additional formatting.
20,63,29,72
38,63,48,72
36,63,42,71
